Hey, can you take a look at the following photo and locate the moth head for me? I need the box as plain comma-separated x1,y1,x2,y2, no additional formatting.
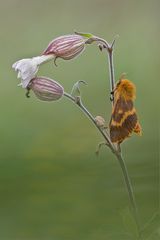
115,79,136,100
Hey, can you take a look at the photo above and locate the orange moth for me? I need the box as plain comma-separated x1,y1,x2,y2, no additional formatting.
109,78,142,144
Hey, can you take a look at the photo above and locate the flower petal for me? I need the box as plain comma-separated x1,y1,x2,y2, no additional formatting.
12,55,55,88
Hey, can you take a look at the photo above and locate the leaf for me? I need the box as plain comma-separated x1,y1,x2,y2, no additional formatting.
120,207,139,239
140,212,160,239
74,31,94,39
71,80,87,97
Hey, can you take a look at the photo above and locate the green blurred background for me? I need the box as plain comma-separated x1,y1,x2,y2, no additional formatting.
0,0,159,239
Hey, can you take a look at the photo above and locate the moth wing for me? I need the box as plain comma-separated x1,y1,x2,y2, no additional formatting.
110,97,137,143
133,122,142,135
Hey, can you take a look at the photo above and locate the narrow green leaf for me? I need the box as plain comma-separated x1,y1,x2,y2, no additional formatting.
71,80,87,97
120,207,139,239
74,31,94,39
141,212,160,239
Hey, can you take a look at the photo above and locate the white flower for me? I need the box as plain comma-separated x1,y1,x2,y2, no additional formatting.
12,55,54,88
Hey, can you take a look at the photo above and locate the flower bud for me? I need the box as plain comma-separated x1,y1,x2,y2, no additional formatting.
95,116,106,128
29,77,64,101
43,34,86,60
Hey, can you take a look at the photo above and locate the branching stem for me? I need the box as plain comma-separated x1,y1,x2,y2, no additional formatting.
64,91,141,237
88,36,116,104
64,35,141,238
64,93,115,153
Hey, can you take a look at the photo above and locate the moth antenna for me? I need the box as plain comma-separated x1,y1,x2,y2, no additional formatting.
120,72,127,80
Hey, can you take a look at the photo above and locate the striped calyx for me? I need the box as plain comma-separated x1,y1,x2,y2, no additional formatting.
29,77,64,101
43,34,85,60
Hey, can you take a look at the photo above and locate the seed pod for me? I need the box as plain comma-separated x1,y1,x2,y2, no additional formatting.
29,77,64,101
43,34,86,60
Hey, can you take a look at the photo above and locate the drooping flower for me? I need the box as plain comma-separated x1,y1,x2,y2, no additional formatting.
43,34,86,61
12,55,54,88
12,34,87,88
28,76,64,101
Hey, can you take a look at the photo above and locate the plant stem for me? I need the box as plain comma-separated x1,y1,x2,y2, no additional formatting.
64,91,141,237
116,152,141,232
88,36,116,104
64,92,115,153
64,35,141,237
102,37,141,234
107,47,115,104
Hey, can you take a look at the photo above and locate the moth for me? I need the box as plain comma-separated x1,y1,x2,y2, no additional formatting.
109,78,142,144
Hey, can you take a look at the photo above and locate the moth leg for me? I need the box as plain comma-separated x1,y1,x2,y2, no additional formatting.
116,143,121,153
110,91,114,101
95,142,107,156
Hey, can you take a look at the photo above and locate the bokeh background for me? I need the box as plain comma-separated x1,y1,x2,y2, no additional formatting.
0,0,159,239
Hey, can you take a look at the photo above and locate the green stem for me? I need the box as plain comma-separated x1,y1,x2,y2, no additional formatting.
88,36,116,103
64,91,141,237
107,47,115,104
64,92,115,152
95,37,140,224
64,35,141,237
116,152,141,233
